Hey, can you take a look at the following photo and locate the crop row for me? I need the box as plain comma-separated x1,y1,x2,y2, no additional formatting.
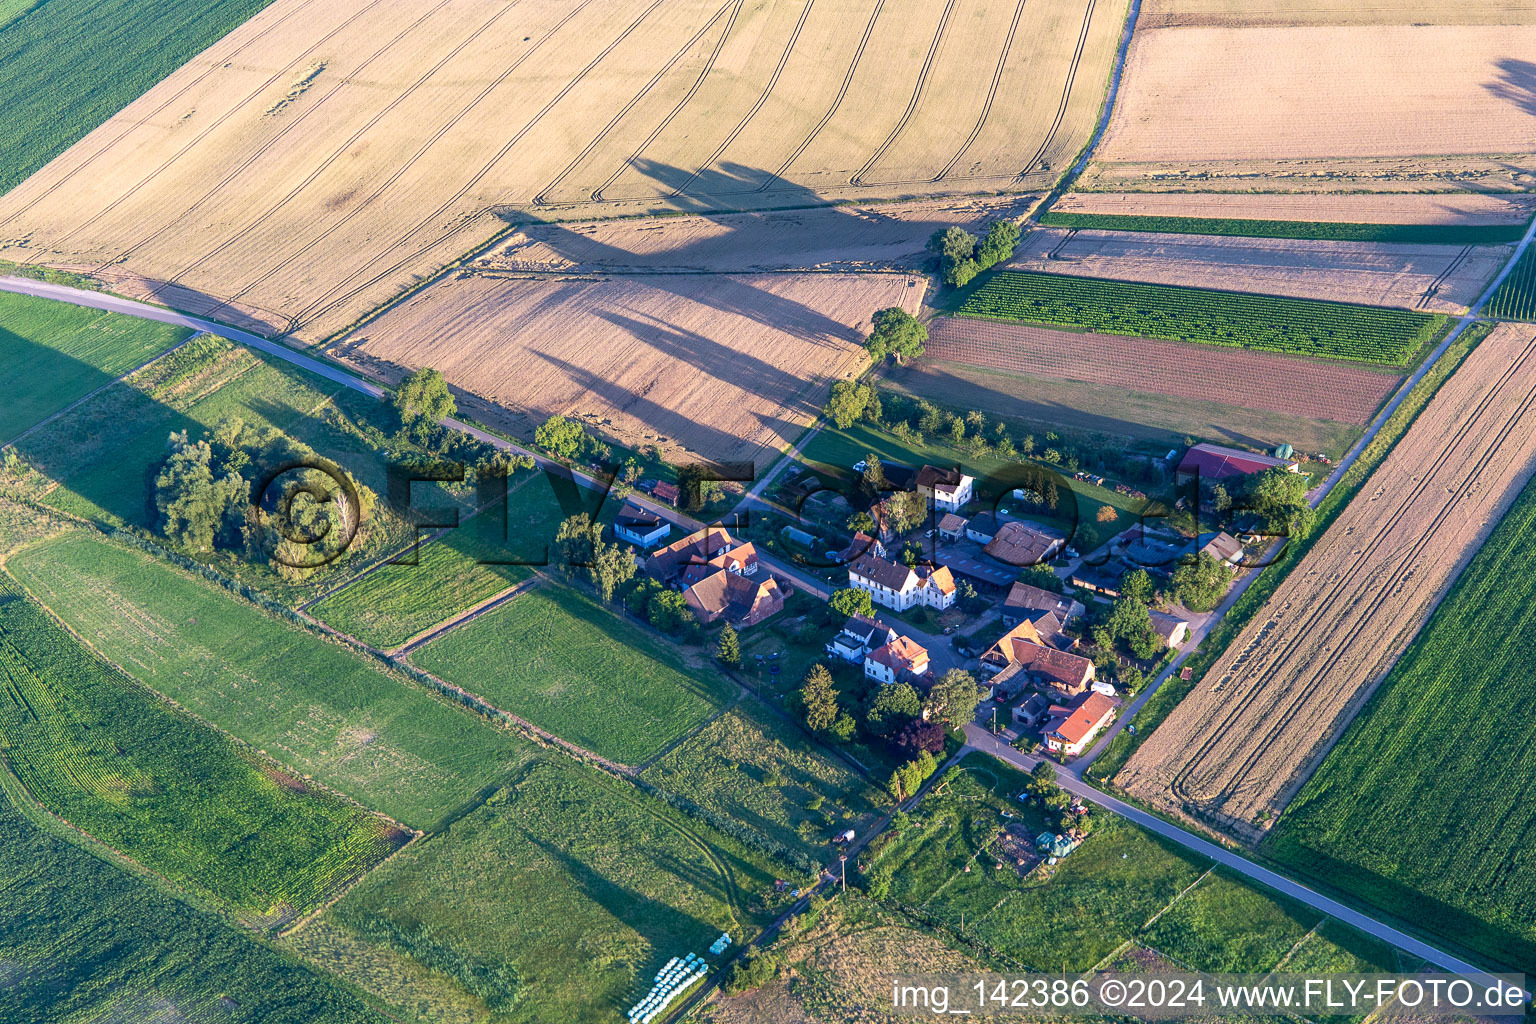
956,271,1448,366
1485,247,1536,322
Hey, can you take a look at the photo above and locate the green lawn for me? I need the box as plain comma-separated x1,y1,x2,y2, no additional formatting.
1037,211,1529,245
640,696,884,867
0,784,390,1024
872,754,1388,973
0,290,188,440
0,0,273,194
8,531,534,831
412,585,735,765
955,271,1448,366
1266,473,1536,974
289,757,783,1024
0,574,403,926
797,419,1147,553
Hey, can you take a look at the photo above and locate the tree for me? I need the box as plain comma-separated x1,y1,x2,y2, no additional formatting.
865,682,921,735
1106,595,1153,645
723,953,777,995
1031,761,1058,789
591,542,636,602
555,513,602,570
825,380,881,429
829,712,856,742
975,220,1021,269
799,663,840,732
676,463,721,514
648,589,693,633
855,452,888,508
393,367,456,425
879,490,928,535
894,718,946,755
155,433,247,553
1245,467,1312,537
925,668,982,727
716,622,741,667
863,864,893,900
1120,568,1154,604
1096,504,1118,523
927,226,977,286
829,587,875,620
846,510,877,534
1018,564,1064,593
1171,552,1234,612
864,307,928,365
534,414,589,460
1211,482,1232,513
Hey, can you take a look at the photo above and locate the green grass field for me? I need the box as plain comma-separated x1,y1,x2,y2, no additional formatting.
1485,245,1536,321
290,757,783,1024
0,575,403,925
797,419,1147,553
955,271,1448,366
8,531,534,831
1267,473,1536,973
0,0,272,194
873,755,1393,974
0,290,188,441
0,784,391,1023
1037,211,1529,245
640,697,883,866
412,585,735,765
307,470,585,649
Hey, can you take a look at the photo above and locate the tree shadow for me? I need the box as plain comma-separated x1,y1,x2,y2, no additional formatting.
1485,58,1536,119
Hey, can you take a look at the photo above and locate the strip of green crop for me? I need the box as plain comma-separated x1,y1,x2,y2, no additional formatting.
1484,245,1536,322
956,270,1448,366
1086,321,1495,785
1038,211,1530,245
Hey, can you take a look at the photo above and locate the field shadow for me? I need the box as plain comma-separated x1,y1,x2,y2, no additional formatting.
1485,58,1536,119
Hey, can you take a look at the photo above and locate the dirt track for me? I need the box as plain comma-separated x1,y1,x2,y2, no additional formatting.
1009,229,1511,313
926,317,1398,425
1118,324,1536,839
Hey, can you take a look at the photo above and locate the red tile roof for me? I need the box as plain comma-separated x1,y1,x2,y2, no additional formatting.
1049,693,1116,746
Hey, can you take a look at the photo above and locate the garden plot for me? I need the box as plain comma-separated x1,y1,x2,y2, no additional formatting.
1118,324,1536,838
1009,229,1510,314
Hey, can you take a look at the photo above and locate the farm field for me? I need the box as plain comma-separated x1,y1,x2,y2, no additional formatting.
1051,190,1536,226
0,288,189,442
1118,324,1536,838
1486,245,1536,321
0,575,404,927
1086,23,1536,192
1140,0,1536,28
639,697,884,866
1007,229,1511,314
869,756,1399,975
0,0,1128,343
925,317,1399,426
0,0,273,195
7,532,536,831
1267,474,1536,973
333,270,921,473
884,361,1362,459
288,756,784,1024
411,584,735,765
1036,212,1528,246
955,270,1449,365
0,787,390,1024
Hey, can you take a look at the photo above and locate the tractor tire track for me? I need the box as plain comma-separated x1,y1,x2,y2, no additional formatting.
1018,0,1097,179
933,0,1028,182
849,0,958,186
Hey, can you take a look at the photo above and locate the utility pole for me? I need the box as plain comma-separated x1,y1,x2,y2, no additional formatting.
839,855,847,893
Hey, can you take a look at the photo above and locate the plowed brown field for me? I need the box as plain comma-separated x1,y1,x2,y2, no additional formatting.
926,318,1398,425
1142,0,1536,28
1088,24,1536,192
1008,229,1511,314
1118,325,1536,840
330,271,922,472
0,0,1126,343
1051,192,1536,225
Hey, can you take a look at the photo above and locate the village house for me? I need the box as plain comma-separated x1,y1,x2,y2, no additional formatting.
1176,442,1298,483
915,465,974,512
612,503,670,548
847,553,957,612
981,621,1096,697
825,614,899,664
983,520,1065,566
647,526,757,584
1001,581,1082,632
864,634,933,688
1011,692,1050,729
937,512,968,540
683,569,783,628
833,531,886,564
1198,531,1245,567
1150,610,1190,647
1042,692,1116,757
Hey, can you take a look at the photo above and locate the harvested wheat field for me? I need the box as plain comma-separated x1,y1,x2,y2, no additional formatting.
478,195,1036,275
926,318,1398,426
1051,192,1536,225
0,0,1126,344
1141,0,1536,28
1086,23,1536,192
1009,229,1510,313
330,271,922,471
1118,325,1536,840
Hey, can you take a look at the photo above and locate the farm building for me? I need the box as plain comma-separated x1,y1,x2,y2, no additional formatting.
1198,531,1245,567
641,480,681,506
683,570,783,629
1042,693,1117,757
981,622,1096,696
937,513,968,540
915,465,974,512
833,531,886,564
848,554,956,612
825,615,899,665
864,635,933,689
1001,582,1082,630
984,521,1065,566
1150,611,1190,648
613,504,670,548
1012,693,1051,728
1036,831,1081,859
647,527,757,584
1176,443,1299,483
